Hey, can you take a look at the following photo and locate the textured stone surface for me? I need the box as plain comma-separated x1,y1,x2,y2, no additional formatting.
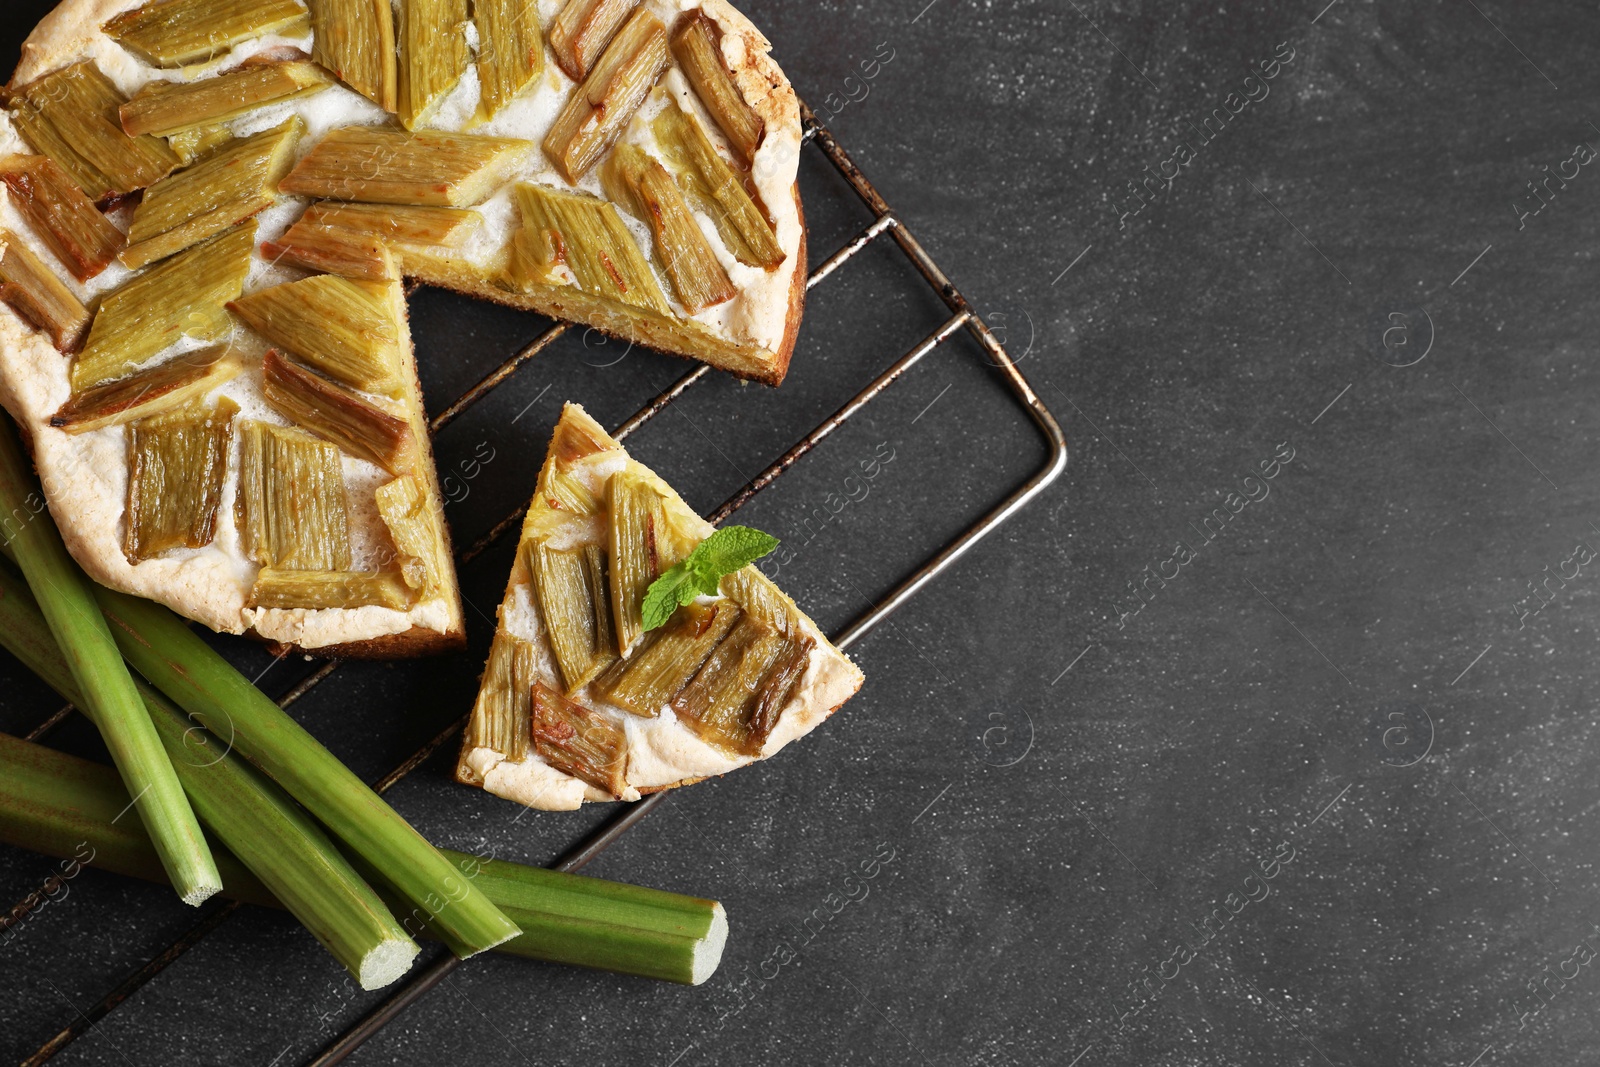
5,1,1600,1064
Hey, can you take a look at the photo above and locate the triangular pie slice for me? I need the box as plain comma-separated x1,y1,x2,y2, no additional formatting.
457,403,862,809
0,0,805,654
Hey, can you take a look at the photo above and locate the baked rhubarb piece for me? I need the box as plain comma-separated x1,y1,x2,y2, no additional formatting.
0,0,804,654
458,404,862,810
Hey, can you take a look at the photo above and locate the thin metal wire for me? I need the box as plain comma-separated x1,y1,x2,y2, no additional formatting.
11,99,1067,1066
612,364,711,442
429,324,570,434
275,661,341,710
809,214,898,288
22,703,73,742
18,902,243,1067
708,311,969,525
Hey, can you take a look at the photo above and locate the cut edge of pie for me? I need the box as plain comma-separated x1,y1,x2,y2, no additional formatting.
456,402,863,810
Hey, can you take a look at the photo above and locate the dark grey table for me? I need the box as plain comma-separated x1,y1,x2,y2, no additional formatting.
4,2,1598,1064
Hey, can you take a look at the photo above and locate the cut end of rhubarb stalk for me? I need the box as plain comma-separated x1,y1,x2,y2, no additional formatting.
181,876,224,906
690,901,728,986
360,936,423,990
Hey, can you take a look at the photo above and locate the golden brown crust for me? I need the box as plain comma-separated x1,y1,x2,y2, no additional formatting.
767,185,806,386
279,623,466,659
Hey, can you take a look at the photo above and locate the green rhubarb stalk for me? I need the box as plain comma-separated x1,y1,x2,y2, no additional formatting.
0,730,728,984
0,418,219,905
85,587,522,956
0,562,420,987
435,853,725,984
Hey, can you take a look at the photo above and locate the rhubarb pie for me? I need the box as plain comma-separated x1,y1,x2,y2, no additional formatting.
0,0,806,654
458,403,861,809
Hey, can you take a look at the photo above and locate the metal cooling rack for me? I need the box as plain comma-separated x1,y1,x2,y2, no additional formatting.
2,99,1067,1067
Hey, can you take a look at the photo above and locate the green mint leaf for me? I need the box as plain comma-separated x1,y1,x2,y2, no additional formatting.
639,525,780,632
641,562,694,632
696,526,780,578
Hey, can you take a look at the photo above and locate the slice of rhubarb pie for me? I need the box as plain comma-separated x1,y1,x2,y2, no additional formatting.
457,403,861,809
0,0,805,653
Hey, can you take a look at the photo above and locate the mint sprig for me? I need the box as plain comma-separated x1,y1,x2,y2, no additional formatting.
640,525,779,631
